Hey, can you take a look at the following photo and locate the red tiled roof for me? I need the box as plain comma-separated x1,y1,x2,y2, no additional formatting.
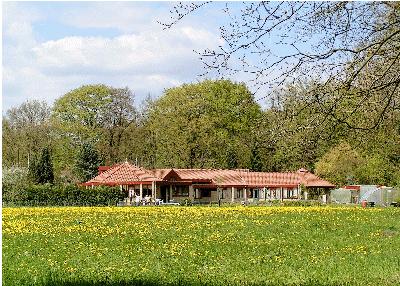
240,171,301,187
85,162,161,185
302,171,336,188
175,169,246,186
83,163,335,188
148,169,173,180
147,169,246,186
240,169,335,188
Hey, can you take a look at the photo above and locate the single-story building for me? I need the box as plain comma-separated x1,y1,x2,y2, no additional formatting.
79,162,335,204
331,185,396,206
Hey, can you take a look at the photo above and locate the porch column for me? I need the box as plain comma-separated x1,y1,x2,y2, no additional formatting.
189,185,194,201
297,184,301,201
140,183,143,199
280,187,283,201
169,185,173,202
152,181,156,200
244,187,247,201
231,187,235,202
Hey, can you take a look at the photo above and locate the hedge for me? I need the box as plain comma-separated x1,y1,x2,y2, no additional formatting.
2,184,125,207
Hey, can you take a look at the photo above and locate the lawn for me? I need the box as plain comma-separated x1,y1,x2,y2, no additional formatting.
2,206,400,285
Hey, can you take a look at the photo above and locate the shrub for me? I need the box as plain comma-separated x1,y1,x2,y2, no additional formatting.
179,198,193,206
2,167,29,187
2,184,124,207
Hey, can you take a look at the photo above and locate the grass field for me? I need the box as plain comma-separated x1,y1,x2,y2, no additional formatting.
3,206,400,285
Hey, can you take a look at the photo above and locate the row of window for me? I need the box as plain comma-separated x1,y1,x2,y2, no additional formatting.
129,185,153,197
127,185,298,199
219,187,298,199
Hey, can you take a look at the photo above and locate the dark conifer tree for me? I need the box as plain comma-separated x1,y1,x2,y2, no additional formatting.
74,141,101,183
34,147,54,185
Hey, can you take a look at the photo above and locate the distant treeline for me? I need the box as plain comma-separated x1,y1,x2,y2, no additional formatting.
2,80,400,188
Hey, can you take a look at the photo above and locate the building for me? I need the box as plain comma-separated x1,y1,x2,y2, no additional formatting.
80,162,335,204
331,185,395,206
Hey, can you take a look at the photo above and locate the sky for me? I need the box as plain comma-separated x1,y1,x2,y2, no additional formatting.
2,1,242,113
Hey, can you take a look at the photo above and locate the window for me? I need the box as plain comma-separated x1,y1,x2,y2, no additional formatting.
220,188,227,199
202,188,211,197
237,188,243,199
253,189,258,199
248,188,259,199
287,188,298,199
142,185,152,197
269,188,277,199
173,185,189,196
282,188,288,199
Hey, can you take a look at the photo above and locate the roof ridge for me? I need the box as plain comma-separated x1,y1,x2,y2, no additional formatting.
125,163,142,181
101,163,125,182
139,166,163,180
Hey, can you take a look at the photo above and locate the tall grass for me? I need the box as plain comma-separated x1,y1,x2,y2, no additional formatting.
3,206,400,285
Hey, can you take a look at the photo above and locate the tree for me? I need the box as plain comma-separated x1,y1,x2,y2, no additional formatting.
52,84,112,142
29,147,54,185
121,94,158,168
74,141,101,183
145,79,263,169
99,87,137,165
2,100,52,168
163,2,400,137
314,142,363,187
2,167,29,187
51,84,136,173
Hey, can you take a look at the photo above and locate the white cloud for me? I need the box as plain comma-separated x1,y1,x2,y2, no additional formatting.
2,1,228,112
147,74,182,87
31,26,223,77
3,66,17,85
3,2,40,47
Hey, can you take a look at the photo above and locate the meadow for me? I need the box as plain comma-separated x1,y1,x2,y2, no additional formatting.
2,206,400,285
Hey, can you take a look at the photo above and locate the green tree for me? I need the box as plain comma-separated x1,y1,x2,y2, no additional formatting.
29,147,54,185
315,142,363,187
2,100,52,168
52,84,112,142
164,2,400,137
98,87,136,165
51,84,136,175
75,141,101,183
146,79,263,169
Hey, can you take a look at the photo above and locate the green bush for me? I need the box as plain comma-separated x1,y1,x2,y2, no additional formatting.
179,198,193,206
282,200,322,207
2,184,124,207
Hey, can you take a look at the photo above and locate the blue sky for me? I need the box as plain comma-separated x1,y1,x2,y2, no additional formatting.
2,1,234,112
3,1,316,113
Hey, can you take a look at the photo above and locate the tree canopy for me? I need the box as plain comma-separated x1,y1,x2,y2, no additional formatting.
163,2,400,138
52,84,113,142
145,79,263,169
